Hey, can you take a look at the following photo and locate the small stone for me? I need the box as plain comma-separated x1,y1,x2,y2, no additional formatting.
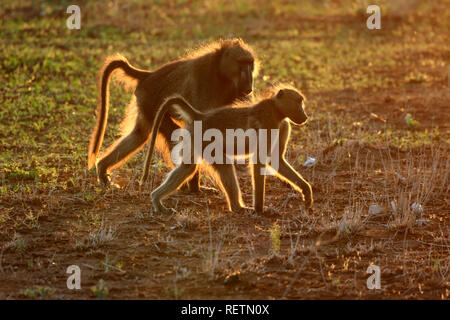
369,204,384,215
303,157,316,167
395,172,407,184
391,201,397,214
411,202,423,214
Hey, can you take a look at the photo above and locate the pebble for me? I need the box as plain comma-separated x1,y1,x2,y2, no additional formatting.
411,202,423,214
369,204,384,215
303,157,316,167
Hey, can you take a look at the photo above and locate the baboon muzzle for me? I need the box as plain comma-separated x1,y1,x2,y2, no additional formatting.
293,113,308,125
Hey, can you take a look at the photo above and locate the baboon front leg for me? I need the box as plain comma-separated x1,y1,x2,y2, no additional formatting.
251,163,266,214
212,164,247,213
276,159,313,208
97,118,150,185
278,119,291,158
151,164,197,213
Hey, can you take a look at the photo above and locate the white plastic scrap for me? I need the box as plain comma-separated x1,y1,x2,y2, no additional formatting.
395,172,407,184
390,200,397,214
411,202,423,214
303,157,316,167
369,204,384,215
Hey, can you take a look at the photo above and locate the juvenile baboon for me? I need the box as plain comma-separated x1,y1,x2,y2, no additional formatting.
87,38,258,192
143,86,313,214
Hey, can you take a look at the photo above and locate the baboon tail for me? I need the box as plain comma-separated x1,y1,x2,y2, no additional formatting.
140,96,204,184
88,54,149,170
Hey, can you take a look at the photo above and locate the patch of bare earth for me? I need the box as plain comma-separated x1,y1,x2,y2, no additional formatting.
1,82,448,299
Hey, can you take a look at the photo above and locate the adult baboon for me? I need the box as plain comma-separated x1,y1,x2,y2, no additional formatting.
88,39,258,191
143,85,313,214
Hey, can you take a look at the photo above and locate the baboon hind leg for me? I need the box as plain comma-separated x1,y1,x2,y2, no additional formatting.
158,116,181,168
151,164,198,214
97,117,150,185
212,164,247,213
158,116,202,194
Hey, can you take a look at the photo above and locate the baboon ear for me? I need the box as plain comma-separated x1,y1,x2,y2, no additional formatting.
276,89,284,98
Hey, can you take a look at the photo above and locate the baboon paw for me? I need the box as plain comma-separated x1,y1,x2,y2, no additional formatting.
98,177,120,189
97,174,110,186
96,163,109,185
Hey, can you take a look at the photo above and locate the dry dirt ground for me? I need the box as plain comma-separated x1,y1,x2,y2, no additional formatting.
1,85,448,300
0,1,449,300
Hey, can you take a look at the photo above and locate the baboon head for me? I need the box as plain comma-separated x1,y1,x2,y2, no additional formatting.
274,88,308,125
219,39,258,97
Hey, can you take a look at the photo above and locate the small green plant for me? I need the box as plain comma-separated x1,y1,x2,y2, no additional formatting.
23,288,37,298
405,113,419,128
14,236,26,253
269,222,281,255
91,279,109,300
165,286,184,299
23,211,41,229
100,254,113,272
23,287,54,298
432,258,440,272
152,158,165,173
405,71,430,83
99,254,123,273
5,168,38,181
296,154,306,165
332,278,340,286
0,213,8,224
